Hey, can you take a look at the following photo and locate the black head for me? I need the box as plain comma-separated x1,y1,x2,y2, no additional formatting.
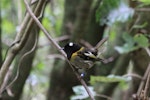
63,42,81,59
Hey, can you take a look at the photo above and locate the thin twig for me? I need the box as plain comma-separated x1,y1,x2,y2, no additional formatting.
94,37,108,50
137,63,150,97
128,15,141,33
54,35,70,42
143,48,150,98
145,47,150,57
38,35,70,48
123,73,143,80
143,63,150,99
24,0,95,100
80,39,93,48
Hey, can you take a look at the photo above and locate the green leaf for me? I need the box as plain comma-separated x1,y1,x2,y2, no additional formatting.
122,33,134,43
115,45,137,54
71,85,96,100
132,22,148,29
133,34,149,47
115,33,137,53
90,75,131,84
115,33,149,54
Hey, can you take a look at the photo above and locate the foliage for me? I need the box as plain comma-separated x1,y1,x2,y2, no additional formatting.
71,85,96,100
96,0,120,23
95,1,150,99
42,1,64,36
90,75,131,84
115,33,149,53
2,20,15,34
1,0,150,99
96,0,134,26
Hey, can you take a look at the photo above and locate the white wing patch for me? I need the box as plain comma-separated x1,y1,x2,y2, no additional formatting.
84,51,96,58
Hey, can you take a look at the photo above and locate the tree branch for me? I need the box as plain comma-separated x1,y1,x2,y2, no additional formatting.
136,63,150,99
123,73,143,80
143,65,150,99
94,37,108,50
23,0,95,99
0,0,45,94
2,32,38,97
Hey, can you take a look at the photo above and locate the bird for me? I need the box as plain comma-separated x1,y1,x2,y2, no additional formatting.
63,42,102,70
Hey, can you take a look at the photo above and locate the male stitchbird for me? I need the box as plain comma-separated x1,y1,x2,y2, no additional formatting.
63,42,102,70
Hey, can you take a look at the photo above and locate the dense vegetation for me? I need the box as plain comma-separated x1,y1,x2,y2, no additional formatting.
0,0,150,100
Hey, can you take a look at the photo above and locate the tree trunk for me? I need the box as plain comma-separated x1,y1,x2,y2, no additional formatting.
0,1,46,99
47,0,105,100
85,0,105,46
71,0,93,41
47,0,80,99
62,0,80,35
0,27,38,100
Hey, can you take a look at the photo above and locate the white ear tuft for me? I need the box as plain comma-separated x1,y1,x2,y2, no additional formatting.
69,42,74,46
